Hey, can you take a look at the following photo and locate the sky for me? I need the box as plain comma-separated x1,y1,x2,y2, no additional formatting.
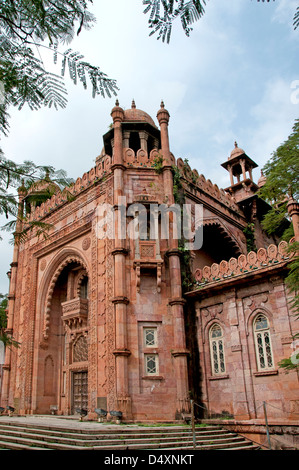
0,0,298,293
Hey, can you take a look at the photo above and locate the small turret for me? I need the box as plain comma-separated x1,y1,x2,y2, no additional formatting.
221,142,258,202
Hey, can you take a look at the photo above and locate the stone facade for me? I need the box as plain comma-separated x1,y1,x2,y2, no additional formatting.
1,101,298,423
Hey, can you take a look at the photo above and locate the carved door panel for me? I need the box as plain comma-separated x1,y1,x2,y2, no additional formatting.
72,371,88,413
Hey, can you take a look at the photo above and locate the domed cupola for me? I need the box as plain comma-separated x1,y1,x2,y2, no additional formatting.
123,100,157,129
102,100,161,158
221,141,259,202
24,171,61,214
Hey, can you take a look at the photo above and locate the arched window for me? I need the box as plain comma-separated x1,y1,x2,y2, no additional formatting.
209,323,226,375
254,314,274,371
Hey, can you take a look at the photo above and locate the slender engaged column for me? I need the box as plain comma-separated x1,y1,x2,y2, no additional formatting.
157,102,190,414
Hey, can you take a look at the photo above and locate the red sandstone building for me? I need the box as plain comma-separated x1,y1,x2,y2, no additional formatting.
1,101,298,424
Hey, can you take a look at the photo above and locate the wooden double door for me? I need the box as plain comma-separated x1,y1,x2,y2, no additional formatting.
72,371,88,413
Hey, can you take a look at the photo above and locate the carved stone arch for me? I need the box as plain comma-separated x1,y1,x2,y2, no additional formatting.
203,317,227,345
202,218,243,256
245,306,274,337
38,248,90,343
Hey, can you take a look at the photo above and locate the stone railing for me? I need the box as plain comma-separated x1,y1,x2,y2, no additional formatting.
193,240,293,287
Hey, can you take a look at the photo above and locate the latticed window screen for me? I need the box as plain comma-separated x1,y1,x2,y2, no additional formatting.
143,327,158,375
209,323,226,375
144,328,157,347
254,314,274,370
145,354,159,375
73,335,88,363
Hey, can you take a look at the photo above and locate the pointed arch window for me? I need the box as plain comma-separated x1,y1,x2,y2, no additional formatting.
209,323,226,375
254,314,274,371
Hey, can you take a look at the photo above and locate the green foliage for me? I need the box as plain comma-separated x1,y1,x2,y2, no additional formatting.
143,0,208,43
0,293,19,349
294,6,299,30
0,294,7,330
243,223,256,253
258,119,299,371
152,153,164,174
143,1,298,43
258,118,299,225
0,1,118,241
172,164,185,205
0,158,73,241
0,1,118,136
285,242,299,315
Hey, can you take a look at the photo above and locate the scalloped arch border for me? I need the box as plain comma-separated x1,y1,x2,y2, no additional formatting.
39,248,90,341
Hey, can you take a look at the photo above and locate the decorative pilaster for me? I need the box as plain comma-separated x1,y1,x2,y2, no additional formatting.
110,101,131,418
1,184,26,406
157,102,190,415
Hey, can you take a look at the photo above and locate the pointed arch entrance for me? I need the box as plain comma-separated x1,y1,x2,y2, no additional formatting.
33,251,90,415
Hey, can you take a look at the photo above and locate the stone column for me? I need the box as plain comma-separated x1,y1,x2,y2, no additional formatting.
110,101,131,418
139,131,148,152
157,102,190,415
240,158,246,181
123,131,130,149
226,164,234,187
1,184,26,406
287,196,299,242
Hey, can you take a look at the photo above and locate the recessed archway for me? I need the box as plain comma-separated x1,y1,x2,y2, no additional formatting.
33,249,90,415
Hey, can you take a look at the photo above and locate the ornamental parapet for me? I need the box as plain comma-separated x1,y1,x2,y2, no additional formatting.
24,150,243,225
25,155,112,223
192,240,294,289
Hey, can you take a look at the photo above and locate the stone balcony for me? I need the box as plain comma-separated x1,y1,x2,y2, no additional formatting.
134,240,163,293
61,298,88,330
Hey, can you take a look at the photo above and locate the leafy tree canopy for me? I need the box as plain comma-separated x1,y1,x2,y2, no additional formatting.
0,293,19,348
258,118,299,239
258,119,299,372
143,1,299,43
0,0,119,232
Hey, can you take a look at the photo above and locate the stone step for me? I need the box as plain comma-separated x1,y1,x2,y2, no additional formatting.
0,434,93,450
0,420,221,436
0,432,257,451
92,436,253,451
0,428,243,448
0,425,235,444
0,440,49,451
0,420,258,450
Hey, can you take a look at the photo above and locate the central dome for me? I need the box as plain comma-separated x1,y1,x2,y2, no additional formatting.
123,100,157,128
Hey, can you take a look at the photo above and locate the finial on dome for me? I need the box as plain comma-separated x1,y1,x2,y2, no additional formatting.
160,100,165,108
131,99,136,109
115,99,119,106
234,141,238,148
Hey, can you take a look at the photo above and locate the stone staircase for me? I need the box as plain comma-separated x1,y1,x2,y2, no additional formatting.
0,419,261,450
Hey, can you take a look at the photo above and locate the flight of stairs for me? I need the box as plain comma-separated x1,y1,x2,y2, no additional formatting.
0,420,260,450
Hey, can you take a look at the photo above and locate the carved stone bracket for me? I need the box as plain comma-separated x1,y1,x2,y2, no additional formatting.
133,260,163,293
